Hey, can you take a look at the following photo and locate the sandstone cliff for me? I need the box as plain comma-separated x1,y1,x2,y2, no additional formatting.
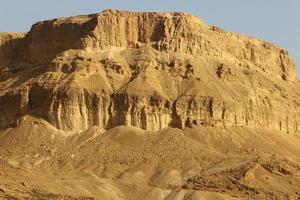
0,9,299,133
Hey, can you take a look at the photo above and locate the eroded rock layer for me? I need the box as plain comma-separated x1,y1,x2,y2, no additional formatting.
0,9,299,132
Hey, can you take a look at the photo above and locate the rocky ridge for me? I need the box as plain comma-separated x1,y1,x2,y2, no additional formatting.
0,9,299,133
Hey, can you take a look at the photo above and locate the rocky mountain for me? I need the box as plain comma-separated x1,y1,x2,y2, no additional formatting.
1,9,300,200
1,9,299,133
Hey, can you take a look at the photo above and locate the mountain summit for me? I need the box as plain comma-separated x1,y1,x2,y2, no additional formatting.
1,9,298,132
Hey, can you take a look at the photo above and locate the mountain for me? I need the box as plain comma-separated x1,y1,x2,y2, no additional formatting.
1,9,300,200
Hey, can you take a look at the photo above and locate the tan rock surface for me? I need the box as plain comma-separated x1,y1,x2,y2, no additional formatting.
1,9,299,133
1,9,300,200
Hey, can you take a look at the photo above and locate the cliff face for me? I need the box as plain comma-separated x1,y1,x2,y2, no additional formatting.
0,9,299,132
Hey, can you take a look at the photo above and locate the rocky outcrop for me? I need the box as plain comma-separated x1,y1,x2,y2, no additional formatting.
0,9,299,133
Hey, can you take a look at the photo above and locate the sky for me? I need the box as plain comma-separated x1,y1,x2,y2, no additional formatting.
0,0,299,76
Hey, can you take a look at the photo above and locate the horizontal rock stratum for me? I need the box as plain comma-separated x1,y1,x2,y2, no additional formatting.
0,9,299,132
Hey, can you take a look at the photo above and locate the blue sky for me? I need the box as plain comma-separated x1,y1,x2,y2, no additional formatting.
1,0,299,76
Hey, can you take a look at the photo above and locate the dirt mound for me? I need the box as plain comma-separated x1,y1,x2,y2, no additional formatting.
1,117,300,199
183,155,300,199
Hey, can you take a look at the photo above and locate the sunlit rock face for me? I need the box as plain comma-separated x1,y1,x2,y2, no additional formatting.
0,9,299,132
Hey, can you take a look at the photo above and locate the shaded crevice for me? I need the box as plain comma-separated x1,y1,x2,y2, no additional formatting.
169,100,183,129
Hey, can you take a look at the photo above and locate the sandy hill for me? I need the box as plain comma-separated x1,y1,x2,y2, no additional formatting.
0,9,300,200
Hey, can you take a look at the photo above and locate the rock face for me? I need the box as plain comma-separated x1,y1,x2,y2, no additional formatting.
0,9,299,132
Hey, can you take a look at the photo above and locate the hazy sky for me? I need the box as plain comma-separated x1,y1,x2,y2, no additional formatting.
1,0,299,76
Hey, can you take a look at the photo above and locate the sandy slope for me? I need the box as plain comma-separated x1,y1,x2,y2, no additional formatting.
1,116,300,199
